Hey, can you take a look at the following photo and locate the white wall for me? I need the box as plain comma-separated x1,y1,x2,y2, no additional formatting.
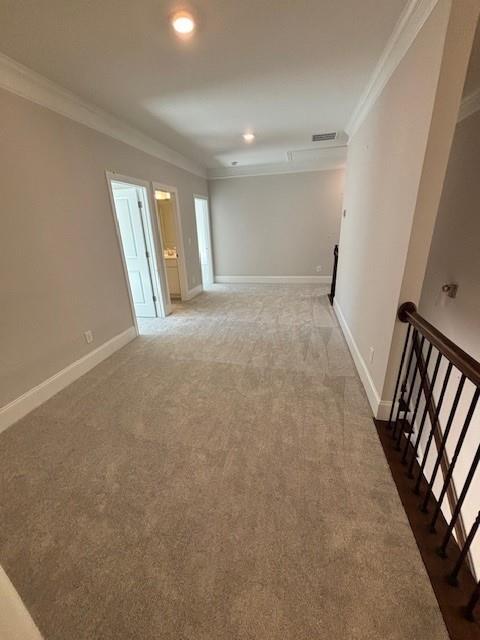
208,169,344,280
419,108,480,375
383,0,480,402
334,0,478,418
334,0,450,416
418,108,480,576
0,87,207,411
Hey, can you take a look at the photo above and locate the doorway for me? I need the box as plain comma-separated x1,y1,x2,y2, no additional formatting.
108,176,166,322
194,196,214,286
153,185,188,302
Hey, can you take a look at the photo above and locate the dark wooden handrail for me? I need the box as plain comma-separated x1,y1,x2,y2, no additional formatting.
398,302,480,388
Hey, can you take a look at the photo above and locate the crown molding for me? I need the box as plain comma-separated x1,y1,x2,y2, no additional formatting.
208,148,347,180
458,87,480,123
346,0,440,139
208,162,345,180
0,52,206,178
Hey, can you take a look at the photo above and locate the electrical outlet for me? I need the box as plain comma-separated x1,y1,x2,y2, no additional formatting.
316,265,322,273
369,347,375,363
192,275,196,285
84,330,94,344
188,237,192,246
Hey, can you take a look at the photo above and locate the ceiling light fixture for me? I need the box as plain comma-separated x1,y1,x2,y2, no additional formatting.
243,132,255,143
171,11,195,35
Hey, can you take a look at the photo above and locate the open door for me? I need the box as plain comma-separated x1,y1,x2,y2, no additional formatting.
110,180,164,319
194,196,214,286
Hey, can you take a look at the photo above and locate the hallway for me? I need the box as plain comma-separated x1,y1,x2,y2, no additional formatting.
0,285,447,639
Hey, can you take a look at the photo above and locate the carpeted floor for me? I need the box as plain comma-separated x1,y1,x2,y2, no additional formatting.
0,285,448,639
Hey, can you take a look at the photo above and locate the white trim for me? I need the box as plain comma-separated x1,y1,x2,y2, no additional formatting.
0,566,43,640
193,195,215,286
0,327,136,434
184,284,203,300
458,87,480,122
215,275,332,284
346,0,440,138
152,182,190,302
207,156,346,180
333,299,381,418
138,184,170,317
0,52,206,178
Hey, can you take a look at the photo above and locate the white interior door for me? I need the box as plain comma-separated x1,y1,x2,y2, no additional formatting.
113,187,157,317
194,197,214,286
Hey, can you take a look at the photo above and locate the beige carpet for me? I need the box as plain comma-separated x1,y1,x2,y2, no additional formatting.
0,285,448,639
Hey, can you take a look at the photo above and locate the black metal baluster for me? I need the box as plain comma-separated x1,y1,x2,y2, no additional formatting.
438,442,480,557
407,352,442,479
430,388,480,532
392,330,418,441
401,342,433,464
414,362,453,495
447,511,480,586
465,580,480,622
387,299,480,625
387,324,412,431
395,336,426,451
421,374,466,513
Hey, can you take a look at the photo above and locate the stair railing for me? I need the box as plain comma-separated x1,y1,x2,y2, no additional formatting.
387,301,480,623
328,244,338,305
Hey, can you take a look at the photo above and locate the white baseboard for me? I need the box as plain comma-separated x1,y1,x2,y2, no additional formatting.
184,284,203,300
0,326,137,433
215,275,332,284
0,566,43,640
333,299,388,419
377,400,393,421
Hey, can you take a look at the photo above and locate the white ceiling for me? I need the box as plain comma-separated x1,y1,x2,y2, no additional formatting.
0,0,408,171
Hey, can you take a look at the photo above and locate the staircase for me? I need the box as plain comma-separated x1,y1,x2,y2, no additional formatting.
377,301,480,639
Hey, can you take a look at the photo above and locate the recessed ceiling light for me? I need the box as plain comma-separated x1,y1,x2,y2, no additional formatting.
171,11,195,35
243,133,255,143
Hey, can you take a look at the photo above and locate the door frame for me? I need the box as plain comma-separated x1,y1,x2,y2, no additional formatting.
105,171,170,330
193,194,214,286
152,181,189,301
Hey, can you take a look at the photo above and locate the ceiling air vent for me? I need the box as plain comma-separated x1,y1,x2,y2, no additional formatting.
312,132,337,142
